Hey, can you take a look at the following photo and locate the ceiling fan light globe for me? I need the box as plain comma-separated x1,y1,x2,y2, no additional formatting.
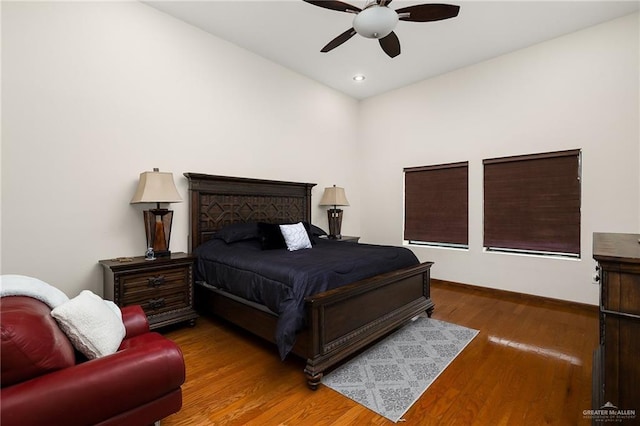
353,5,398,39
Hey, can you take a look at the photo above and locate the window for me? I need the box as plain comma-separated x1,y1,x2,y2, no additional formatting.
483,149,581,257
404,162,468,247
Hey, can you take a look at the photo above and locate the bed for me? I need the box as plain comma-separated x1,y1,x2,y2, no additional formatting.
184,173,434,389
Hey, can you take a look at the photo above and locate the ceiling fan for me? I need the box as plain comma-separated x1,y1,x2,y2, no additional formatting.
303,0,460,58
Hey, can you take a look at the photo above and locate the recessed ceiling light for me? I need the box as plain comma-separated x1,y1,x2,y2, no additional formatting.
353,74,366,82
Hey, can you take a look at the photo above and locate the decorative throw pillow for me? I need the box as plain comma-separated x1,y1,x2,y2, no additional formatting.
214,222,260,244
51,290,125,359
279,222,313,251
308,223,328,237
258,222,287,250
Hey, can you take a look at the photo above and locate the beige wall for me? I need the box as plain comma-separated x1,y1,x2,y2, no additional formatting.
1,1,360,297
2,3,638,306
358,13,639,305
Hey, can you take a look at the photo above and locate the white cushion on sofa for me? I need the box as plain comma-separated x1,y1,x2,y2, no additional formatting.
51,290,125,359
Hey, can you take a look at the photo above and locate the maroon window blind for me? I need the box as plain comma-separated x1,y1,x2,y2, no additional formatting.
483,149,581,256
404,162,468,246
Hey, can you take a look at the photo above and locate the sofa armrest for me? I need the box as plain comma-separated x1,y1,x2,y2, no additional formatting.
0,333,185,426
120,305,149,338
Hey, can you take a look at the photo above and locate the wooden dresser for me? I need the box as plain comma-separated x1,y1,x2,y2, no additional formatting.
100,252,198,330
592,233,640,417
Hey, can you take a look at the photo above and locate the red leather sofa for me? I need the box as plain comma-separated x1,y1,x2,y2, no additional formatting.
1,296,185,426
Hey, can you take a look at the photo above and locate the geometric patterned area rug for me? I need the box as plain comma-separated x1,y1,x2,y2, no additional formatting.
322,317,479,423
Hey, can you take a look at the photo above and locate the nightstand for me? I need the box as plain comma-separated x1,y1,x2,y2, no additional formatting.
320,235,360,243
99,252,198,330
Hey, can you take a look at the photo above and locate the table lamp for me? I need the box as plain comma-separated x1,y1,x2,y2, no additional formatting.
130,168,182,257
319,185,349,239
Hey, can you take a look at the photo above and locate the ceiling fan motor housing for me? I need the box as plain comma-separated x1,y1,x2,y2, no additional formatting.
353,5,399,39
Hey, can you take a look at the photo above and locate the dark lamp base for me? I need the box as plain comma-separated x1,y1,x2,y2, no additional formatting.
327,209,343,240
142,209,175,257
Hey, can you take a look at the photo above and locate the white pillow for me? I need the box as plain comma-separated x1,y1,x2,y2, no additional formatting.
279,222,312,251
51,290,125,359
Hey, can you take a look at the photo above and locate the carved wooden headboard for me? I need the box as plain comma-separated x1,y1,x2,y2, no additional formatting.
184,173,316,252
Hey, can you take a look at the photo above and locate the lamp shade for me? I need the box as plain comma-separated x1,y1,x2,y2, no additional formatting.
130,169,182,204
319,185,349,207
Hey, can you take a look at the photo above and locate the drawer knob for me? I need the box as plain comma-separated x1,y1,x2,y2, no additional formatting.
148,298,165,310
147,276,166,287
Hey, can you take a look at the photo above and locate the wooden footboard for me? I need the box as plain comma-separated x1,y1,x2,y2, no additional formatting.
195,261,433,390
299,261,434,389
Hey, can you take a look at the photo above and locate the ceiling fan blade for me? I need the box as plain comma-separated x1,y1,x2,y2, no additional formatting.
321,28,357,53
379,31,400,58
302,0,361,13
396,4,460,22
377,0,392,5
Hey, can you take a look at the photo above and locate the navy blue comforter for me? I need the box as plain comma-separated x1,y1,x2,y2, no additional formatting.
194,238,419,359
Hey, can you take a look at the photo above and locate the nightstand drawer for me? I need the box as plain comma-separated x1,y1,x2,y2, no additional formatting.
126,287,190,317
120,266,190,303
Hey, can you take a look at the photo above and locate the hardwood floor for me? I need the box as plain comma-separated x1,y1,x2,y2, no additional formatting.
161,280,598,425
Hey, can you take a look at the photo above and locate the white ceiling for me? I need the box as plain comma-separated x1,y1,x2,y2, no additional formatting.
145,0,639,99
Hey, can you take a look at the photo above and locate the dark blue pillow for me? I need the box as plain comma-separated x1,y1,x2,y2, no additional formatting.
258,222,286,250
214,222,260,244
308,224,327,237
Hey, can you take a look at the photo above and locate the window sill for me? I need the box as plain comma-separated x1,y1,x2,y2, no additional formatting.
483,247,581,260
405,241,469,251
